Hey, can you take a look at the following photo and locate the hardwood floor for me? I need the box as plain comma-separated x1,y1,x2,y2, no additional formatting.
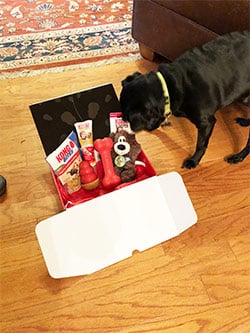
0,59,249,332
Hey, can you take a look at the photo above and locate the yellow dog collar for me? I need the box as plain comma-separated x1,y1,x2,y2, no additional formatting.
156,71,172,118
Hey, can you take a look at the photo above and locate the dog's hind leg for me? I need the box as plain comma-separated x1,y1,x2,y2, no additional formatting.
226,118,250,164
182,116,216,169
226,134,250,164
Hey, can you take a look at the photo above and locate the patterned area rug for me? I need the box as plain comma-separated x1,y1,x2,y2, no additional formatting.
0,0,140,78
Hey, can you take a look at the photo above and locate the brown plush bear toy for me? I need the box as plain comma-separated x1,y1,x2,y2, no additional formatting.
110,130,141,183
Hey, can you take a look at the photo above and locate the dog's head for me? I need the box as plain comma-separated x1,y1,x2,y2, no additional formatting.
119,71,166,132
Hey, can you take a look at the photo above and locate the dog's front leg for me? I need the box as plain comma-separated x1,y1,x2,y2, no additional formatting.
182,116,216,169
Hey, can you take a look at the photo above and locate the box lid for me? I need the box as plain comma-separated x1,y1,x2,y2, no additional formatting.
30,84,120,156
36,172,197,278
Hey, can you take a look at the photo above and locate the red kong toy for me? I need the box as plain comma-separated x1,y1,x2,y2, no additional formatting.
94,137,121,189
79,160,99,190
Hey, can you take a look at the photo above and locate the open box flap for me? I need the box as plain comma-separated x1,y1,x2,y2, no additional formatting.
36,172,197,278
158,172,197,234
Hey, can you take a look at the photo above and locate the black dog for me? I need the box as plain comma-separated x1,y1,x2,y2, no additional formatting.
120,31,250,169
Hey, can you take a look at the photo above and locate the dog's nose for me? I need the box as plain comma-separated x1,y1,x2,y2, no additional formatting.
147,118,165,131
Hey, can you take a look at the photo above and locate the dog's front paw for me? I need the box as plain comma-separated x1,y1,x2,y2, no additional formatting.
182,158,198,169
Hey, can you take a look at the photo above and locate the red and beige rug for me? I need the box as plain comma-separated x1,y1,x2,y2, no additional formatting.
0,0,140,77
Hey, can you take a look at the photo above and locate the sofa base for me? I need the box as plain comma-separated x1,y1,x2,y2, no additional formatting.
133,0,250,61
139,44,156,61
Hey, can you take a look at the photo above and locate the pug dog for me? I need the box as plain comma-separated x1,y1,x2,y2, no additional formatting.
120,31,250,169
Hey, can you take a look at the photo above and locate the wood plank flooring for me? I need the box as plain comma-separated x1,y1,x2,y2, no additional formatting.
0,59,249,332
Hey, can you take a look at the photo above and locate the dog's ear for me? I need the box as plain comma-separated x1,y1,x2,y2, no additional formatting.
122,72,142,87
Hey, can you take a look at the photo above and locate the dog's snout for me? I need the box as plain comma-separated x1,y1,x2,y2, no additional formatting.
146,117,165,131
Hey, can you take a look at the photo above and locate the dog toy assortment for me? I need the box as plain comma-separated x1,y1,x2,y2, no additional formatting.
45,113,150,207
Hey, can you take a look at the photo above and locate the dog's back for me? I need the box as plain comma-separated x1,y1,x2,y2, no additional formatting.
160,30,250,112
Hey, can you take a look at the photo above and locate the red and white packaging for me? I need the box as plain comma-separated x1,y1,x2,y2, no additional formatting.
46,131,82,195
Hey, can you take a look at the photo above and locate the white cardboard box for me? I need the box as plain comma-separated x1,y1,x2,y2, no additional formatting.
36,172,197,279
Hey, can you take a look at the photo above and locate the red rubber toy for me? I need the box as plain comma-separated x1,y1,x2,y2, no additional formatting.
79,161,99,190
94,137,121,189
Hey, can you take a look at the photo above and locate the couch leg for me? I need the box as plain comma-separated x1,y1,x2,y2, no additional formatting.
139,44,156,61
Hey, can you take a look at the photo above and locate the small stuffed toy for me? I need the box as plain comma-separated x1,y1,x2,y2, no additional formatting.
110,130,141,183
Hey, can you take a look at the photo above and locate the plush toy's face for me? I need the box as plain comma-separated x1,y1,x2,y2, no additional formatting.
110,130,141,161
113,135,130,156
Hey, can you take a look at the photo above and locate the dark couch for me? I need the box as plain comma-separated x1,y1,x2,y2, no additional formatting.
132,0,250,61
